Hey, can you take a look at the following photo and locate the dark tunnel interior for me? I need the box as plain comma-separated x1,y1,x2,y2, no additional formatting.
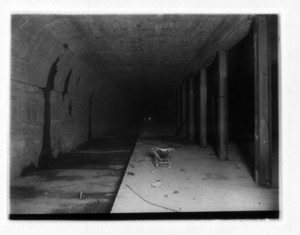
9,14,279,215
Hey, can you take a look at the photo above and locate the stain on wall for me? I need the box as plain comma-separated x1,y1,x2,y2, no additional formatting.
62,69,72,101
38,57,60,169
10,15,138,178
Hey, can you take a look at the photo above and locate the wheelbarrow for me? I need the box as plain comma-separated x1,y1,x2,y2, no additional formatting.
152,147,174,168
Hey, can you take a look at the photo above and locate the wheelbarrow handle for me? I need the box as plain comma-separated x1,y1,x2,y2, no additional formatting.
152,147,174,152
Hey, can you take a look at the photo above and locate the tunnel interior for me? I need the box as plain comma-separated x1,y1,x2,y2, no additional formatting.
10,14,279,216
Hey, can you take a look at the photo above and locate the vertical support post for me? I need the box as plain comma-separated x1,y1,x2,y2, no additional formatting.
254,16,272,186
217,50,228,160
182,82,188,136
171,91,174,130
176,87,181,134
199,68,207,147
189,76,195,141
173,89,177,132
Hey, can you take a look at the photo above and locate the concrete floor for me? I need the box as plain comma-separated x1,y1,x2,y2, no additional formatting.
10,122,279,215
111,122,279,213
10,129,139,214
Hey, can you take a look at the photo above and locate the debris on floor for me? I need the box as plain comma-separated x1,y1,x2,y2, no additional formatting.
126,172,135,176
152,147,174,168
151,180,162,188
134,157,144,162
10,130,140,214
129,164,135,168
112,137,279,213
202,173,229,180
235,163,241,169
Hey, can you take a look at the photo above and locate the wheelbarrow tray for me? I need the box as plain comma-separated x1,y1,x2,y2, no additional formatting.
152,147,174,168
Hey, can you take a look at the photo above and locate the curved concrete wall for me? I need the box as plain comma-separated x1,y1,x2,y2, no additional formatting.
10,16,136,178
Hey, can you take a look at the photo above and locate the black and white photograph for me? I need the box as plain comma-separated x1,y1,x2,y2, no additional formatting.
9,13,279,218
1,0,300,234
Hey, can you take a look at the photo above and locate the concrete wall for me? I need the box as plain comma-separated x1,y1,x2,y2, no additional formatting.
10,81,44,178
207,57,218,145
228,24,255,141
228,16,278,141
10,29,92,177
10,16,136,178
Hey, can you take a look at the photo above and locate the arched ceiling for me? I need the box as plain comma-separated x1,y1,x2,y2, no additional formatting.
13,14,253,95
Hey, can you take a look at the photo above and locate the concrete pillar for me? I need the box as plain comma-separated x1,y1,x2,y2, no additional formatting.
199,68,207,147
181,82,188,136
172,90,176,131
176,86,181,134
217,51,228,160
254,16,272,186
188,76,195,141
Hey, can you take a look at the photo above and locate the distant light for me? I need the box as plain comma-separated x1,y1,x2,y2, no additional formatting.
148,117,151,120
